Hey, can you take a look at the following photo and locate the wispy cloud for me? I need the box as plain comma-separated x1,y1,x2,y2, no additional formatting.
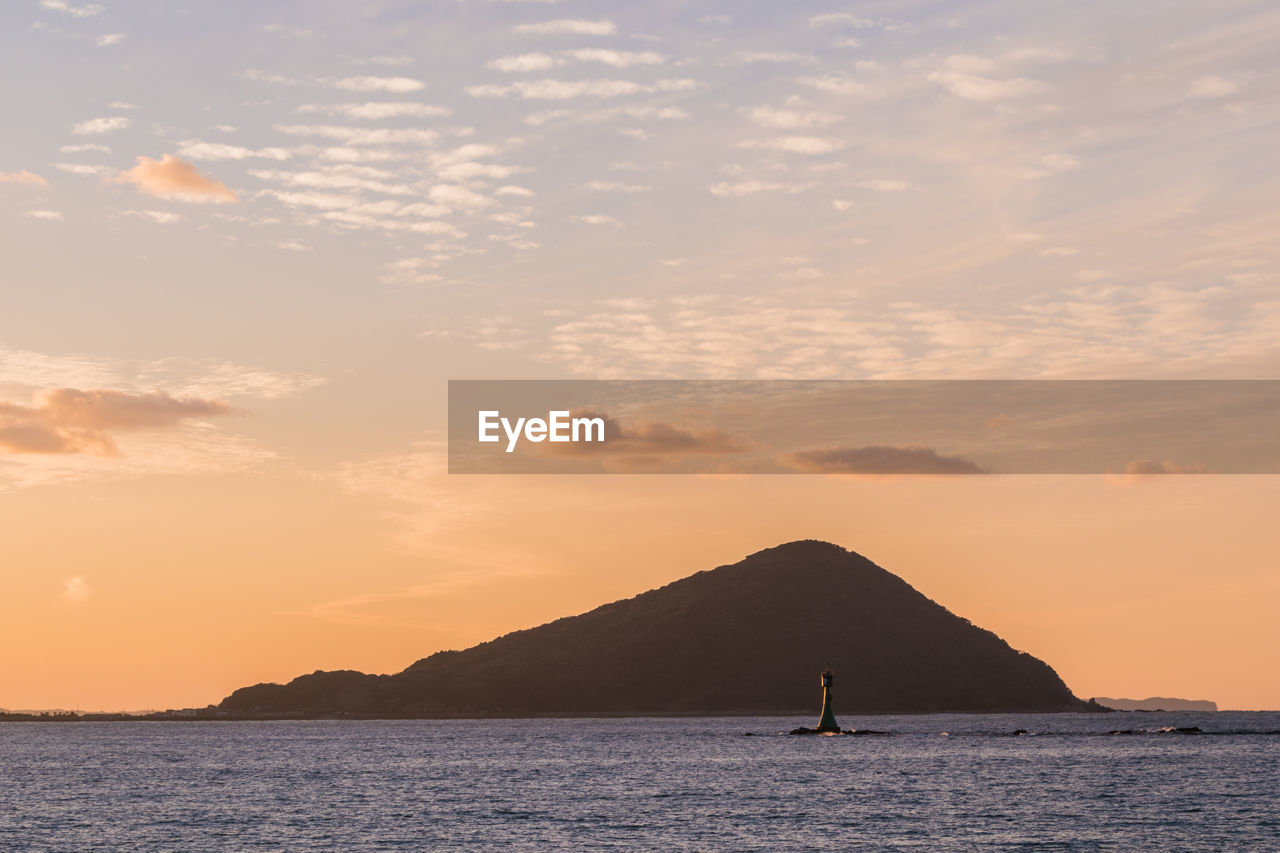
809,13,875,28
62,576,91,604
565,48,663,68
929,55,1047,101
583,179,649,192
513,19,616,36
858,178,910,192
1187,75,1238,99
734,51,817,65
0,388,237,455
742,106,843,129
467,78,694,99
123,209,183,224
739,136,844,155
110,155,238,203
39,0,103,18
55,163,109,175
272,125,439,145
0,170,48,186
72,116,130,135
297,102,451,119
177,141,293,161
785,445,987,475
334,76,425,93
488,52,559,72
708,179,806,197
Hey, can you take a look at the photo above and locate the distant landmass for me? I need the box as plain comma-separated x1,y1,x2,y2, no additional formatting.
1094,697,1218,712
220,540,1097,718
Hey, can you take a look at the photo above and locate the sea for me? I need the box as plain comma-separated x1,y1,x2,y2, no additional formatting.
2,712,1277,851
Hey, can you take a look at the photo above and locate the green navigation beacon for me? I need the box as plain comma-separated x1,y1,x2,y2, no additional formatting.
817,665,840,733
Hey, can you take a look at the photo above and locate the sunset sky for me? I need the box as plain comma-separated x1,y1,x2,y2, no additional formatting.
2,0,1278,711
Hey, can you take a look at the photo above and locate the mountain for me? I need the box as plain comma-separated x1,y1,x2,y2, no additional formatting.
220,541,1092,717
1093,697,1218,712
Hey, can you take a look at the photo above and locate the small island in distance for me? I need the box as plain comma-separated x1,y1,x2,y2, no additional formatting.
1092,697,1218,712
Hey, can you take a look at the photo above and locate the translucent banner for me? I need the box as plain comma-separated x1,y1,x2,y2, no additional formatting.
447,380,1280,474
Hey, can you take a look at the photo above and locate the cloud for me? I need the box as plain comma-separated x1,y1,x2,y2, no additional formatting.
929,55,1047,101
241,69,302,86
262,23,312,39
72,116,130,135
334,76,425,93
708,179,805,197
39,0,102,17
797,74,865,95
584,179,649,192
489,49,666,75
110,155,238,203
858,178,910,192
437,161,518,182
785,445,987,475
297,102,451,120
60,143,110,153
0,388,237,456
809,13,875,27
56,163,108,175
734,51,817,65
468,78,694,100
496,185,535,197
780,266,823,280
1187,75,1238,99
96,33,124,46
544,106,688,125
1,346,326,401
62,576,91,604
572,214,617,225
23,209,64,221
273,124,439,146
123,209,183,224
0,170,48,186
1123,460,1214,476
1021,153,1079,178
177,141,293,161
250,167,415,195
514,19,615,35
488,53,559,72
566,49,663,68
742,106,843,129
739,136,844,155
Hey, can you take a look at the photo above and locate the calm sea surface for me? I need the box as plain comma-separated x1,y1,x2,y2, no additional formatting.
2,713,1277,851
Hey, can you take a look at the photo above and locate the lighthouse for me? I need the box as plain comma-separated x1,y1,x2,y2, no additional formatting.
816,665,840,732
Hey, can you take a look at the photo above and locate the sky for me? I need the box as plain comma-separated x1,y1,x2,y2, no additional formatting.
1,0,1278,711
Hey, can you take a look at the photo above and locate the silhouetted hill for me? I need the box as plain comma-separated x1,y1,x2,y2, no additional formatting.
221,541,1091,716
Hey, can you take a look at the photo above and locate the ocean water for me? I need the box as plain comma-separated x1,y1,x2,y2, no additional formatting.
2,713,1277,851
